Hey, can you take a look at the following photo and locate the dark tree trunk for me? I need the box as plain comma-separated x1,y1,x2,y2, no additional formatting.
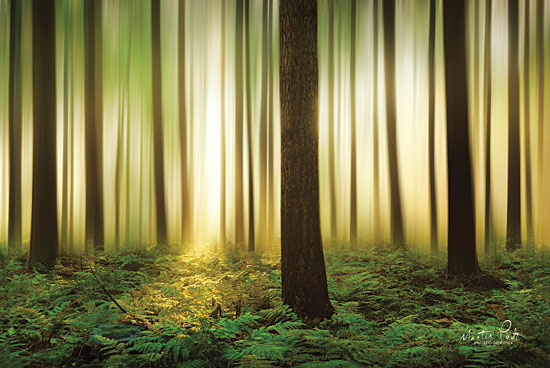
443,0,480,275
179,0,190,244
506,0,521,249
280,0,334,321
349,0,357,247
428,0,437,254
484,0,493,255
372,0,381,244
84,0,104,251
152,0,167,245
220,0,226,248
8,0,22,254
523,0,533,245
235,0,244,248
245,0,255,252
327,0,336,242
383,0,404,247
29,0,58,268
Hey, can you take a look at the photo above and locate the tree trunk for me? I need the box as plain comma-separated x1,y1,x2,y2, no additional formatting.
428,0,437,254
179,0,190,244
152,0,167,245
443,0,480,275
327,0,336,242
61,6,69,253
523,0,533,245
536,0,544,245
484,0,493,255
29,0,58,268
235,0,244,248
85,0,104,251
267,0,274,246
220,0,226,248
383,0,404,247
372,0,381,244
8,0,22,254
349,0,357,247
506,0,521,249
280,0,334,321
245,0,255,252
259,0,268,247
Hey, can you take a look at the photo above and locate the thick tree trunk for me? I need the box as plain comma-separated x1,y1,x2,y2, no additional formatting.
383,0,404,247
29,0,58,268
484,0,493,255
235,0,244,248
428,0,437,254
349,0,357,247
327,0,336,242
220,0,226,248
245,0,255,252
443,0,480,275
152,0,167,245
85,0,104,251
8,0,22,254
372,0,381,244
523,0,533,245
179,0,190,244
280,0,334,321
506,0,521,249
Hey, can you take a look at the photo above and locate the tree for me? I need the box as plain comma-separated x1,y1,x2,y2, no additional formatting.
179,0,190,244
152,0,167,245
443,0,480,275
327,0,337,242
484,0,493,255
280,0,334,321
383,0,404,247
245,0,255,252
428,0,437,253
536,0,544,242
84,0,104,251
220,0,226,248
29,0,58,268
8,0,22,254
372,0,381,244
259,0,268,247
235,0,244,247
506,0,521,249
523,0,533,245
349,0,357,247
267,0,275,247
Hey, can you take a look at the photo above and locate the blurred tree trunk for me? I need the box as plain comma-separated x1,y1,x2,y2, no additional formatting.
29,0,58,268
536,0,544,243
85,0,104,251
484,0,493,255
61,6,69,253
383,0,404,247
372,0,381,244
428,0,437,254
152,0,167,245
8,0,22,255
179,0,190,244
349,0,357,247
280,0,333,321
267,0,274,246
245,0,255,252
327,0,336,242
220,0,226,248
443,0,480,275
235,0,244,248
259,0,268,247
506,0,521,249
523,0,532,245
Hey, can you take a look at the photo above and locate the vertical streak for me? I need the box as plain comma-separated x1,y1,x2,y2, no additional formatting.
428,0,438,253
220,0,226,248
523,0,533,244
372,0,381,244
484,0,493,255
245,0,254,251
349,0,357,247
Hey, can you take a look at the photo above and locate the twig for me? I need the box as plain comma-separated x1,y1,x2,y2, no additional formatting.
88,264,128,315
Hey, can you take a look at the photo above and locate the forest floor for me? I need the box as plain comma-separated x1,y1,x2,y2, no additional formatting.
0,245,548,367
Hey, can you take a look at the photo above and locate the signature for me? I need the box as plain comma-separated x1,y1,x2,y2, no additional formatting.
460,320,524,345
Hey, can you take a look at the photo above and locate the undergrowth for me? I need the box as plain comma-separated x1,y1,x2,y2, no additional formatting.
0,246,548,367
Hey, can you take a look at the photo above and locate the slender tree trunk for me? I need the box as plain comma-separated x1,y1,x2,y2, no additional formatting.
68,40,75,252
8,0,22,255
383,0,404,247
267,0,274,246
179,0,190,244
259,0,268,247
220,0,226,248
235,0,244,248
506,0,521,249
61,7,69,253
372,0,381,244
484,0,493,255
29,0,58,268
523,0,533,245
280,0,334,321
327,0,336,242
152,0,167,245
244,0,255,252
536,0,544,245
349,0,357,247
444,0,480,275
85,0,104,251
428,0,437,254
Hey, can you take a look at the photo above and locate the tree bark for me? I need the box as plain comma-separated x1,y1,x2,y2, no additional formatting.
383,0,404,247
443,0,480,275
85,0,104,251
152,0,167,245
8,0,22,254
349,0,357,247
29,0,58,268
280,0,334,321
428,0,437,254
506,0,521,249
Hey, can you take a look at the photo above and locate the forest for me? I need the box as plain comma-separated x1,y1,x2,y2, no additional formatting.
0,0,549,367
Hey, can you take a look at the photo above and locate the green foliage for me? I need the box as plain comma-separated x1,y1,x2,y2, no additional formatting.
0,247,548,367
